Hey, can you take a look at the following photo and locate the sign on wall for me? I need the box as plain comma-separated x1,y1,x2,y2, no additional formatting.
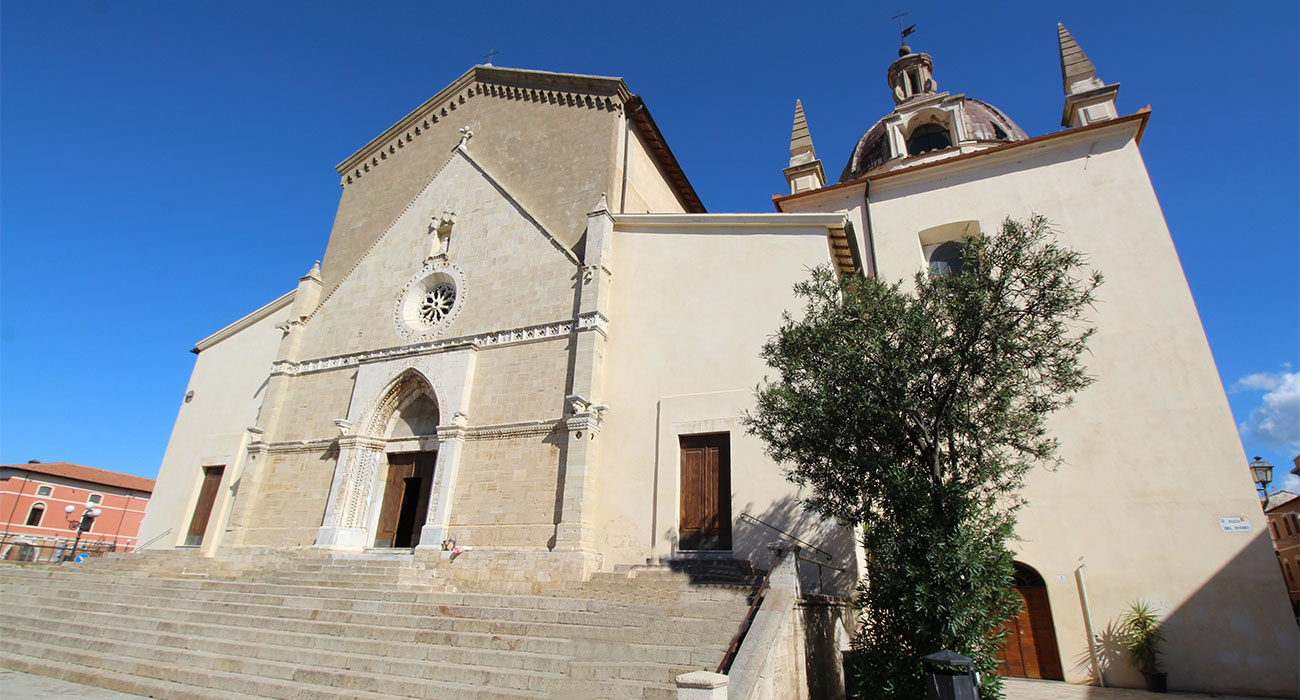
1219,516,1252,532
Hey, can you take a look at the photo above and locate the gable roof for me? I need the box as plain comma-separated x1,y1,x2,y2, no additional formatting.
336,65,704,215
2,462,155,494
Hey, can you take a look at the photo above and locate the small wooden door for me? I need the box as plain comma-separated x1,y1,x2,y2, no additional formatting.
679,434,731,550
374,452,436,548
184,466,224,547
998,566,1064,679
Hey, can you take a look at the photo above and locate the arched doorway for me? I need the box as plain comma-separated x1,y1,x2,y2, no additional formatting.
999,561,1064,680
373,390,439,549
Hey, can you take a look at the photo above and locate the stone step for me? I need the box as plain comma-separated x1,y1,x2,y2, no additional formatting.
1,608,574,675
0,566,750,621
0,555,749,700
4,626,560,697
1,640,545,700
2,589,734,660
0,579,742,640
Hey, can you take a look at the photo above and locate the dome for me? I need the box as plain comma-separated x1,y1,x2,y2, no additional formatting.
839,47,1030,182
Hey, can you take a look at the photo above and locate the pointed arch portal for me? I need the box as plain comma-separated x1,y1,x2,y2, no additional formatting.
315,351,476,551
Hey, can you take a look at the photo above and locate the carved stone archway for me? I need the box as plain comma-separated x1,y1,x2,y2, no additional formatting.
316,366,468,550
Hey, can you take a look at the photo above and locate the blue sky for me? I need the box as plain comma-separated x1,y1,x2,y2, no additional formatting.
2,1,1297,492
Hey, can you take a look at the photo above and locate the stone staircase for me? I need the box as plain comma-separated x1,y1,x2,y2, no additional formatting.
0,551,758,700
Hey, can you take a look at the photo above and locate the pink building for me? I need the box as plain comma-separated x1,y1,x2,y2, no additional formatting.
0,461,154,561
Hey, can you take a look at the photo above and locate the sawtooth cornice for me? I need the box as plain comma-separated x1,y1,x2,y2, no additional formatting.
336,65,630,187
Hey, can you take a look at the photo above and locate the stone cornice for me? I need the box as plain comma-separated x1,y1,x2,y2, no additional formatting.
192,290,295,354
337,65,630,185
613,213,847,230
271,312,608,377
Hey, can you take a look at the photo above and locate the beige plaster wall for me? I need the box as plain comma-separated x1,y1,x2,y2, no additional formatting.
320,84,620,293
299,153,583,361
837,123,1297,695
140,296,293,551
598,221,858,593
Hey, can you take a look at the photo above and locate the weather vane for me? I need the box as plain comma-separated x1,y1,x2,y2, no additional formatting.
482,48,500,66
891,10,916,46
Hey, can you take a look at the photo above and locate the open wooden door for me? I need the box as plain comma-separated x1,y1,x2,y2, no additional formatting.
679,434,731,551
184,466,224,547
374,452,436,548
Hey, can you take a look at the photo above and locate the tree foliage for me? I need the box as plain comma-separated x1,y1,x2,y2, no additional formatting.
745,215,1101,698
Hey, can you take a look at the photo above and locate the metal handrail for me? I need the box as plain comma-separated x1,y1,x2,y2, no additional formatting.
716,549,782,674
135,528,173,552
739,512,834,562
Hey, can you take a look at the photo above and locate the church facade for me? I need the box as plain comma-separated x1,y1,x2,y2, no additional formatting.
139,27,1297,695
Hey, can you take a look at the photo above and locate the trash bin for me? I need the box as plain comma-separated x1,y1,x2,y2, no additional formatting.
922,650,980,700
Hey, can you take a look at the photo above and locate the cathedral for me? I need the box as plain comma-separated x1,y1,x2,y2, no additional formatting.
136,25,1297,695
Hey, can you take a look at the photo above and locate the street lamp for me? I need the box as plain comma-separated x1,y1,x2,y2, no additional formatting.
1249,456,1273,506
63,501,102,562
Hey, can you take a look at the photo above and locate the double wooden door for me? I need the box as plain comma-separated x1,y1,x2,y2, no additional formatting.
374,452,436,548
999,583,1064,680
679,434,731,550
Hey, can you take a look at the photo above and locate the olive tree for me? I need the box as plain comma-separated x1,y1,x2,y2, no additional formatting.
745,214,1101,698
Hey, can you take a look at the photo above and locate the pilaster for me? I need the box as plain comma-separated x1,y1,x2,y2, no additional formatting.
416,418,469,549
553,197,613,553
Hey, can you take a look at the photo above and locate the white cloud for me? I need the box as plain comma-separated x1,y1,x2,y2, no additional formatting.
1238,371,1300,451
1230,372,1286,393
1275,470,1300,496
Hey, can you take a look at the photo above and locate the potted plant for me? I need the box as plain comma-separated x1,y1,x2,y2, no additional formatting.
1119,599,1167,692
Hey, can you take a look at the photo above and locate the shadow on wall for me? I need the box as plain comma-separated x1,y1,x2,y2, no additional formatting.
1079,530,1298,698
732,493,857,597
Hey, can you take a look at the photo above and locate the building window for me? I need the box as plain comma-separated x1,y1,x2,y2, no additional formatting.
35,485,52,496
87,494,102,505
1274,521,1282,538
906,123,952,156
924,240,973,277
25,503,46,527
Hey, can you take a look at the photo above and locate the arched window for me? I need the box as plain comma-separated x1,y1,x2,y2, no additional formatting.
25,502,46,527
907,123,952,156
925,240,973,277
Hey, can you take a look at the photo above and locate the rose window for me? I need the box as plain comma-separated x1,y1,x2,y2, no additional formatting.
419,283,456,325
395,262,465,341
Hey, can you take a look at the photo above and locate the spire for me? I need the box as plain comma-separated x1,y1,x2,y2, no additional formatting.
790,100,815,159
1057,23,1120,128
1058,23,1103,95
784,100,825,194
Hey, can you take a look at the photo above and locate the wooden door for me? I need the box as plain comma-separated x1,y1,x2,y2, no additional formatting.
998,573,1064,679
184,466,224,547
375,452,437,548
679,434,731,550
375,455,415,548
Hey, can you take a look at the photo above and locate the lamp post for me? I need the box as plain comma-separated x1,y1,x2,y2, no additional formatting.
63,501,102,562
1249,456,1274,508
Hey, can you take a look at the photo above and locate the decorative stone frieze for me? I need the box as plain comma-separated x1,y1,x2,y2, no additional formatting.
272,312,607,377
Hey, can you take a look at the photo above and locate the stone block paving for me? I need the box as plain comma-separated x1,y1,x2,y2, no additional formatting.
1006,678,1280,700
0,669,148,699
